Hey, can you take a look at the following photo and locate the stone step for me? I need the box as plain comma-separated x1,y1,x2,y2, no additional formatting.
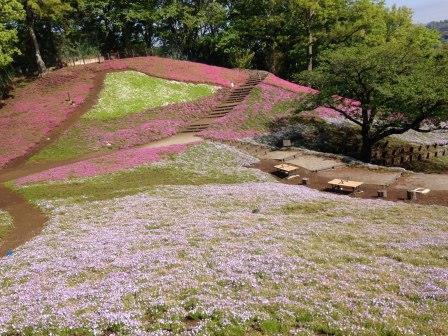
184,126,208,132
219,102,239,107
229,93,250,97
226,96,246,100
224,99,244,104
206,114,227,118
229,93,251,97
209,110,231,115
232,86,254,91
188,122,210,127
181,71,268,134
225,97,245,101
225,97,245,100
212,108,234,113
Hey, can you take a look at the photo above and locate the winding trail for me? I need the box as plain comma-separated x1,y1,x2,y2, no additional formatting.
0,185,47,256
0,70,110,257
0,69,259,256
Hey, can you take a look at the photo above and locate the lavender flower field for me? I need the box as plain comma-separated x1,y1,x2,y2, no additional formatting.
1,143,447,335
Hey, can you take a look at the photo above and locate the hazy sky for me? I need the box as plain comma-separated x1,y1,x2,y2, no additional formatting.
385,0,448,23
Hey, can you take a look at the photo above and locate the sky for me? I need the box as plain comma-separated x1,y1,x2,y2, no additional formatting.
385,0,448,23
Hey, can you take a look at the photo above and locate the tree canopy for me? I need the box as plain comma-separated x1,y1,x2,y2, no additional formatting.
0,0,24,68
1,0,443,76
297,26,448,161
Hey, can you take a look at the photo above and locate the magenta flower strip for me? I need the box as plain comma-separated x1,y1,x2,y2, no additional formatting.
16,144,190,185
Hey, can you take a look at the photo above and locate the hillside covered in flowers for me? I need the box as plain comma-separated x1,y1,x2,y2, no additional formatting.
0,56,447,335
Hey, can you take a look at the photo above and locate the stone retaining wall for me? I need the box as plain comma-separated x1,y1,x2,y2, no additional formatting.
372,143,448,166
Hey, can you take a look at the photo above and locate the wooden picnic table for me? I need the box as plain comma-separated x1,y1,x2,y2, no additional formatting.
274,164,299,175
328,179,364,193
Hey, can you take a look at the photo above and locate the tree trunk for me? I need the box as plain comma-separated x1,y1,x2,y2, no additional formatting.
307,9,314,71
308,31,313,71
26,6,46,74
360,139,373,162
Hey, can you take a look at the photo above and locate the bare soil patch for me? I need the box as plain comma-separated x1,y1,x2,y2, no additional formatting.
0,185,47,256
317,166,402,186
253,160,448,206
286,155,345,172
262,151,299,161
394,173,448,191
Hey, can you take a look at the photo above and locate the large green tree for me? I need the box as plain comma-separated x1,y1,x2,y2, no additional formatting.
0,0,24,68
298,27,448,162
22,0,72,73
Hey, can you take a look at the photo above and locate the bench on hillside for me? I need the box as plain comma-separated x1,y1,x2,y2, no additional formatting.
274,164,299,177
328,179,364,193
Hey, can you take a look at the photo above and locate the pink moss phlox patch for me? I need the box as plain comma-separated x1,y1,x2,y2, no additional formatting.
0,69,95,168
16,144,190,185
264,74,317,94
124,56,248,87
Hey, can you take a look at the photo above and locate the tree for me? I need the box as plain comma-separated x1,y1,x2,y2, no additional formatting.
22,0,72,73
0,0,24,67
157,0,227,61
297,28,448,162
285,0,347,71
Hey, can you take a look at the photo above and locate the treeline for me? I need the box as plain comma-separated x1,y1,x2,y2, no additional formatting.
428,20,448,42
0,1,444,92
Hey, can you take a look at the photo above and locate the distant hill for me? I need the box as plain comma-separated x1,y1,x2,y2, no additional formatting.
427,20,448,42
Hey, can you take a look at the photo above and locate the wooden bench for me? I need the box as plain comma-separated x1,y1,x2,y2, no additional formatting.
328,179,364,193
274,164,299,177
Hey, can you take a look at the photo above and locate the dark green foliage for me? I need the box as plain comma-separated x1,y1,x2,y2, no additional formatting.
1,0,442,81
296,27,448,162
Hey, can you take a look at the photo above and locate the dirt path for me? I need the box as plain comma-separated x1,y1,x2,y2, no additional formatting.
3,71,108,171
0,132,204,256
0,184,47,256
144,133,202,148
0,133,203,184
0,67,207,256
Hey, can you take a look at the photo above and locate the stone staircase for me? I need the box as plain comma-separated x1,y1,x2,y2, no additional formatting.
182,71,268,133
